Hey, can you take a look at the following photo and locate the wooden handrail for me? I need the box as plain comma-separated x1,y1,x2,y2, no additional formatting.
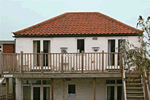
142,68,149,100
2,52,123,74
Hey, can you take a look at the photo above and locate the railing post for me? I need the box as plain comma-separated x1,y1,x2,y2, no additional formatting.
21,51,23,73
41,51,43,74
0,51,3,75
61,50,63,73
82,51,84,73
102,51,104,74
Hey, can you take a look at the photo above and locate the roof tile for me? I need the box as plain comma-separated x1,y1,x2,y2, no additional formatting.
13,12,142,36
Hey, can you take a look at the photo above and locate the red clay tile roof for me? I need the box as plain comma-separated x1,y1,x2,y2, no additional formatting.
13,12,142,36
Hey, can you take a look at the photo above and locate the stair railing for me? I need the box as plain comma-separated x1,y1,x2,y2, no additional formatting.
143,68,150,100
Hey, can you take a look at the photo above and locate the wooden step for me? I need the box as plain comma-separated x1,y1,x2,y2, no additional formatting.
126,87,143,90
125,79,141,83
127,95,144,99
126,83,142,86
127,91,143,94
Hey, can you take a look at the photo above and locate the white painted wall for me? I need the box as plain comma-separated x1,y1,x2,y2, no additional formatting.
15,36,141,53
19,78,112,100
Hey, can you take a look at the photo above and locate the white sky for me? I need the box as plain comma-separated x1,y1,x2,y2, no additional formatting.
0,0,150,40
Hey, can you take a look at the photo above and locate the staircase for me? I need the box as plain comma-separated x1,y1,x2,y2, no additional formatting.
125,73,144,100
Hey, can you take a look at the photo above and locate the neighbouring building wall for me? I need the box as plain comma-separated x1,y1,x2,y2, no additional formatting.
3,44,15,53
15,36,141,53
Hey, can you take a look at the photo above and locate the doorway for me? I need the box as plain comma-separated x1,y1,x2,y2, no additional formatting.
23,79,51,100
108,40,115,66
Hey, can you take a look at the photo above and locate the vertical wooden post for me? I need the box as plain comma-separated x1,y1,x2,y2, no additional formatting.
41,51,43,74
102,51,104,74
61,50,64,73
6,78,9,100
21,51,23,73
93,78,96,100
81,51,84,73
13,78,16,100
51,78,54,100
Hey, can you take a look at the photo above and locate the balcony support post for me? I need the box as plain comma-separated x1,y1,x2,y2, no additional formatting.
51,78,54,100
6,78,9,100
93,77,96,100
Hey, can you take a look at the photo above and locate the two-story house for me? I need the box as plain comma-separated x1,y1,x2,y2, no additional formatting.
1,12,149,100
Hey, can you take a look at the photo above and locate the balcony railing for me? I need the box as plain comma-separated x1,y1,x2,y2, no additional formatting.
1,51,123,74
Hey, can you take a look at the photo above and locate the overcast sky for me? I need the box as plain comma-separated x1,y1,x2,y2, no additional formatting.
0,0,150,40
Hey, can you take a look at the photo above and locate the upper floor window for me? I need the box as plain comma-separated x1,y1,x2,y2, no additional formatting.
77,39,84,53
0,45,2,52
33,40,40,53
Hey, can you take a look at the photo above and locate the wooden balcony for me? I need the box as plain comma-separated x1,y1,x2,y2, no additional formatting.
0,51,123,78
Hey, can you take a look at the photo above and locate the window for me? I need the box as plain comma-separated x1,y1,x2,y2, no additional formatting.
0,45,2,52
106,80,115,84
23,86,31,100
107,86,115,100
106,79,123,100
77,39,84,53
33,41,40,66
43,40,50,66
68,84,76,98
108,40,115,66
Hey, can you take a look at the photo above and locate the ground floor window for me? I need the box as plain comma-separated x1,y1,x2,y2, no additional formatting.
106,79,123,100
23,86,31,100
68,84,76,98
23,79,51,100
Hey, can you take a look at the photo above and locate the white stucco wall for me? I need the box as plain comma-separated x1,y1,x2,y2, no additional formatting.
15,36,141,53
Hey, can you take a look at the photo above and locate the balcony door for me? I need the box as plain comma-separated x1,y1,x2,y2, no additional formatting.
108,40,115,66
33,41,40,66
43,40,50,66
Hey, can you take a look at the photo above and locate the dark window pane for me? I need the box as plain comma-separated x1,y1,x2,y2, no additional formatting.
43,80,51,84
106,80,115,84
23,80,31,84
23,86,31,100
68,85,75,94
77,39,84,53
117,86,123,100
32,80,41,85
33,87,40,100
107,86,114,100
117,79,122,84
43,87,50,100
